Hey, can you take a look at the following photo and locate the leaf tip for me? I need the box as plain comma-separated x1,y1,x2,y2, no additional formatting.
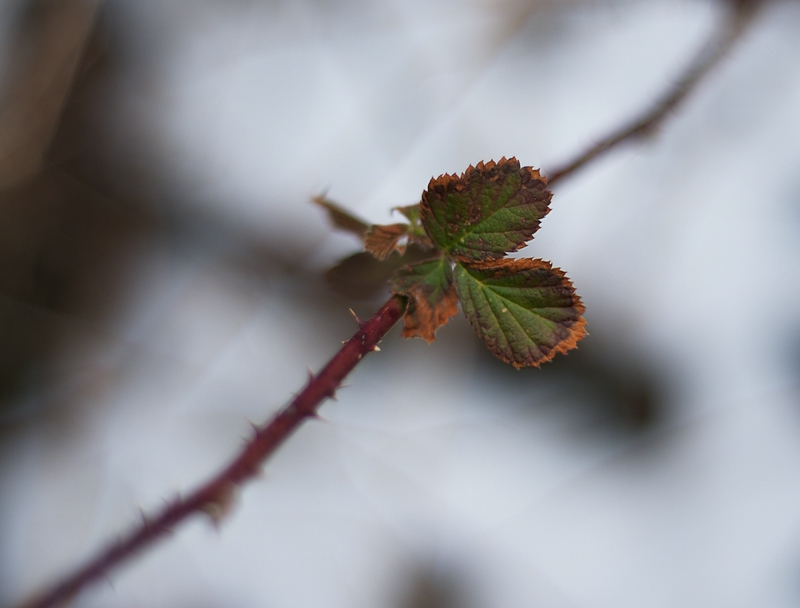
312,194,370,239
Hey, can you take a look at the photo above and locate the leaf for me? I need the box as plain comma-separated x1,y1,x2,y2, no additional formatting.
393,204,422,224
391,257,458,342
365,223,409,260
420,157,551,262
393,203,433,248
325,245,440,300
312,195,370,239
454,258,586,368
365,206,435,260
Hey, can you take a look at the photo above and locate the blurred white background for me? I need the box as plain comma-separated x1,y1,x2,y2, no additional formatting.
2,0,800,606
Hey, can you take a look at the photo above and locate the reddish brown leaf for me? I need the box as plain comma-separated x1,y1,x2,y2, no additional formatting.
365,223,409,260
312,195,370,239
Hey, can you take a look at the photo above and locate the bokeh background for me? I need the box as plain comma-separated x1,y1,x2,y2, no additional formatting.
2,0,800,606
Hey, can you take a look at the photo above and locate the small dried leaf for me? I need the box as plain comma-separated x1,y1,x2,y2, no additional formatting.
420,157,551,262
392,257,458,342
454,258,586,368
325,245,440,300
200,482,238,527
365,223,409,260
312,195,370,239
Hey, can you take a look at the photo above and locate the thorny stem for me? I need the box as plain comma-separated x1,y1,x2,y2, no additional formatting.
546,2,758,186
17,295,407,608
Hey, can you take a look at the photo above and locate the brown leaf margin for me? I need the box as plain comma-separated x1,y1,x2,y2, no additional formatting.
420,157,551,262
455,258,587,368
392,258,458,343
401,283,458,343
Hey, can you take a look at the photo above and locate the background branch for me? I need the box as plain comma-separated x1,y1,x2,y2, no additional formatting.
546,2,758,186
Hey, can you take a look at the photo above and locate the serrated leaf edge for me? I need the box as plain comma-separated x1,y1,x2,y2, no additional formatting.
421,157,552,262
455,258,587,368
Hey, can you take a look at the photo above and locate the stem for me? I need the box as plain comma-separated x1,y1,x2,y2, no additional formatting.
546,3,757,186
18,295,407,608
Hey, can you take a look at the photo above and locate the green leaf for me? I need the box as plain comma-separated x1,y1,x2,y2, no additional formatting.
420,157,551,262
391,257,458,342
454,258,586,367
393,204,422,225
392,204,432,246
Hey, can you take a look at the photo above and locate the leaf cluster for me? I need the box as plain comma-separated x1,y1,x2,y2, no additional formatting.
324,158,586,367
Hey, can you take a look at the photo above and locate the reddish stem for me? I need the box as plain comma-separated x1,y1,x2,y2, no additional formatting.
18,295,407,608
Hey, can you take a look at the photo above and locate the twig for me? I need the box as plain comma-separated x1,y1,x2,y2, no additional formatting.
546,3,758,186
0,0,101,190
18,295,407,608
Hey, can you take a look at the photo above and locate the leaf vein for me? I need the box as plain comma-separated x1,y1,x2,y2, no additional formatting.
495,294,541,360
479,284,512,355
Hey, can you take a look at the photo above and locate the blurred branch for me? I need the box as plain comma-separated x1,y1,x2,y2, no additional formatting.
18,295,406,608
546,1,759,186
0,0,101,190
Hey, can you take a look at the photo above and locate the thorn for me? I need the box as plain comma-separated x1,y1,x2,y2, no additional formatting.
339,382,351,389
307,368,315,383
244,417,260,434
349,308,364,327
202,484,237,530
342,340,348,344
328,391,338,401
372,345,381,352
